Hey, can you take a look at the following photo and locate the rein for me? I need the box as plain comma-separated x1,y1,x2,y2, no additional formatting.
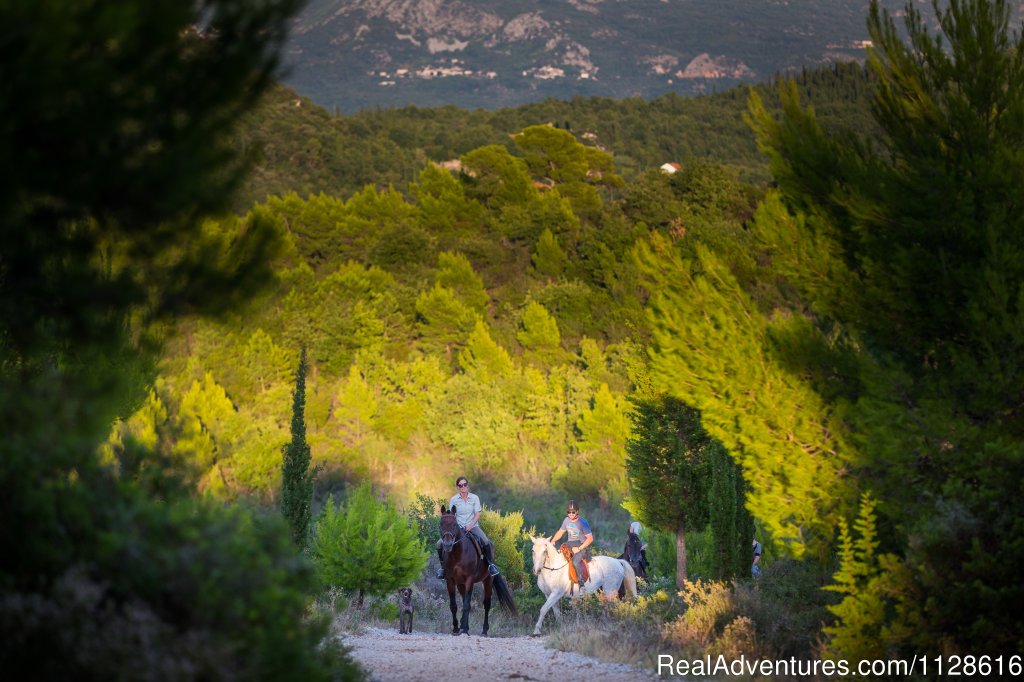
440,525,465,548
442,526,484,560
539,545,569,571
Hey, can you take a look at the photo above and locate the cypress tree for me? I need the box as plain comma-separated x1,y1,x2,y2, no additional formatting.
625,395,712,588
707,440,753,579
281,347,314,547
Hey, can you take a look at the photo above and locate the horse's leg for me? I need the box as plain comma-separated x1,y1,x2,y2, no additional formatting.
552,600,562,620
533,589,564,636
448,582,460,635
459,582,471,635
481,576,492,636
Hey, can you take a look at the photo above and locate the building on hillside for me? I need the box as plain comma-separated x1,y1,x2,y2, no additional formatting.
660,162,682,174
437,159,463,172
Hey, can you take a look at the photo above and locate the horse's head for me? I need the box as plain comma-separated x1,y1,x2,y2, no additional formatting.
439,506,459,553
624,531,642,562
529,535,555,575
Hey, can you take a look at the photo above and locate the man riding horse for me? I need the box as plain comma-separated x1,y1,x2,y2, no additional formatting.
548,499,592,584
436,476,499,579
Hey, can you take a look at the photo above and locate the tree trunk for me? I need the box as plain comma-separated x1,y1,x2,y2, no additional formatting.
676,526,687,590
357,588,365,609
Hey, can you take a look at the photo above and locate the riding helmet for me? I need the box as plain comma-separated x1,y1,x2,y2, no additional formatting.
566,499,579,513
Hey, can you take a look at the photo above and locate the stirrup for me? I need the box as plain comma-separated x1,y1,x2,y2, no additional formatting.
487,564,500,576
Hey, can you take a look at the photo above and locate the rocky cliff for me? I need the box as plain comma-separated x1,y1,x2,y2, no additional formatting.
281,0,960,111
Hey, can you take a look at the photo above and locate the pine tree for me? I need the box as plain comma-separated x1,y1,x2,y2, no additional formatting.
635,234,853,559
576,383,631,498
311,483,428,607
243,328,291,394
744,0,1024,653
517,300,561,352
415,283,480,358
532,228,567,278
643,0,1024,654
436,252,490,314
281,348,314,547
459,320,514,380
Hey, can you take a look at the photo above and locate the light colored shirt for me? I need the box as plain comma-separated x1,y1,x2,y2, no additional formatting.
449,492,481,528
629,521,642,535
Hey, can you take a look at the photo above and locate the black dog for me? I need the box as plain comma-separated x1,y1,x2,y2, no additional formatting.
398,587,413,634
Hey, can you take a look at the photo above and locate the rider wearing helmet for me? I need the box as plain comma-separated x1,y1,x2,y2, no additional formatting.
548,499,592,582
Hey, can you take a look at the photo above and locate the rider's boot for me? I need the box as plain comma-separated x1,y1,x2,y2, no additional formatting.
436,546,446,579
484,543,500,576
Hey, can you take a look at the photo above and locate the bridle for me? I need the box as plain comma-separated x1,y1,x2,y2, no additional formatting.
440,521,465,553
535,541,568,573
625,533,643,563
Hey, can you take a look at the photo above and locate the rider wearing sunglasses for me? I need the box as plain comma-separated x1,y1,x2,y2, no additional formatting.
436,476,500,579
548,499,593,581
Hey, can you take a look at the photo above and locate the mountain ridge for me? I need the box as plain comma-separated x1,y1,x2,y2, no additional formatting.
284,0,914,111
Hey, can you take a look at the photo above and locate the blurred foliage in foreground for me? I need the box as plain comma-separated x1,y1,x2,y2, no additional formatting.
0,0,360,677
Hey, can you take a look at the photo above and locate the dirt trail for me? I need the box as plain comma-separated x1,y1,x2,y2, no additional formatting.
341,627,661,682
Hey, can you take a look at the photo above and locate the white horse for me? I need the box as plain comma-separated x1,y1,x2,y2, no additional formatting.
528,536,637,635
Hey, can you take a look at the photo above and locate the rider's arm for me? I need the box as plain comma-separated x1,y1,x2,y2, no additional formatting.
465,510,481,530
549,528,565,544
576,532,593,553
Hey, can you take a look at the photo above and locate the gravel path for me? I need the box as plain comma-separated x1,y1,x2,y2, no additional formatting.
341,627,661,682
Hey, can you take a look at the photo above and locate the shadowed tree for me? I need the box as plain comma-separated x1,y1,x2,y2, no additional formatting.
282,348,315,547
624,395,712,588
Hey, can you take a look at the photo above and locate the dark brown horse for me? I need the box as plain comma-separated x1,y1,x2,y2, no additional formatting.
619,530,649,581
439,507,517,635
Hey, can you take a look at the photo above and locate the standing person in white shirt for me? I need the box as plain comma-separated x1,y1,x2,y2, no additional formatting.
436,476,500,579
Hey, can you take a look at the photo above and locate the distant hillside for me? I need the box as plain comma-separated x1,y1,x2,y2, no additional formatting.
234,61,878,210
282,0,912,111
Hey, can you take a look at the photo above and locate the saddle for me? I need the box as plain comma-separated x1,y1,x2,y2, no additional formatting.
464,530,486,570
559,544,590,587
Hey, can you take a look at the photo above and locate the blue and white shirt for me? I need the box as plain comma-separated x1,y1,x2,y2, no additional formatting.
559,516,592,542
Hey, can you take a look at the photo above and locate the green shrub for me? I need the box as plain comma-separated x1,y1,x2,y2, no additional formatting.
405,492,446,548
663,560,834,661
311,483,428,607
370,599,400,622
480,507,528,590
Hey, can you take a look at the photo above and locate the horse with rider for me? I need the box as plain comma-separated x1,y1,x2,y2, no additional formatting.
528,499,637,635
436,476,516,635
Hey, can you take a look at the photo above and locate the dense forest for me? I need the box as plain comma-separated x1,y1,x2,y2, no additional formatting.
232,61,879,210
6,0,1022,675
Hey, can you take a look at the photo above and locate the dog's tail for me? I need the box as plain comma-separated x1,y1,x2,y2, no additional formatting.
492,574,518,616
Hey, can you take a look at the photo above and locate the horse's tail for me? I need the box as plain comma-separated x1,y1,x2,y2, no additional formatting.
492,574,518,616
618,559,638,599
